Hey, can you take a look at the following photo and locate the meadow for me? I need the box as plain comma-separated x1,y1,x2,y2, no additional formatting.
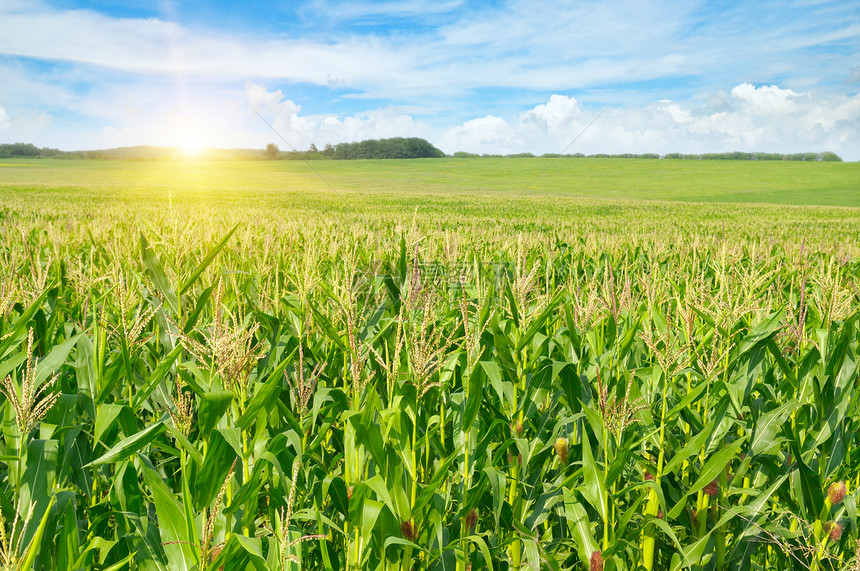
1,156,860,570
2,157,860,206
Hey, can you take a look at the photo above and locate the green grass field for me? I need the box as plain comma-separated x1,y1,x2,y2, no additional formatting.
2,156,860,570
2,156,859,206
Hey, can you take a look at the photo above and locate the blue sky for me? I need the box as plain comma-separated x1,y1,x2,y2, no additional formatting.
1,0,859,158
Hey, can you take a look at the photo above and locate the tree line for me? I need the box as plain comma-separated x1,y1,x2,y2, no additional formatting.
661,151,843,161
270,137,445,160
0,142,68,158
453,151,843,161
0,141,844,162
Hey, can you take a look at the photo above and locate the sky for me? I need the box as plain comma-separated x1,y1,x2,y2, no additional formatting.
1,0,859,159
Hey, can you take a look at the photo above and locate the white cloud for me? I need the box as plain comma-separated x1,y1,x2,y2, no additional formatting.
306,0,464,21
730,83,804,115
3,79,858,159
246,82,435,149
442,115,516,153
0,3,420,89
246,84,300,118
523,95,583,130
2,0,855,103
438,86,860,159
0,107,53,146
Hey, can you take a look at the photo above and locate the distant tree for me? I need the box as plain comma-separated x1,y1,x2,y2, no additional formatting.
263,143,280,160
818,152,842,162
329,137,444,160
308,143,319,153
0,142,40,157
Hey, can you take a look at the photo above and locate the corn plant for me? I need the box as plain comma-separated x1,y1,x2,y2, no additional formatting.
1,180,860,570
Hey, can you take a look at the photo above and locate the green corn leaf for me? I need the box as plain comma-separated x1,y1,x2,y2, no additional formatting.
102,552,141,571
414,449,459,514
56,496,81,570
0,351,26,389
463,362,484,429
465,534,494,571
198,389,233,438
726,474,789,562
131,344,183,410
365,475,398,520
94,403,126,447
504,280,520,328
359,499,383,557
580,434,607,523
87,420,166,466
562,489,598,567
164,423,203,466
0,288,51,360
178,222,239,296
74,333,97,418
237,351,292,429
33,332,82,385
483,466,507,529
208,534,268,571
384,536,427,555
19,496,55,571
141,464,196,571
790,438,823,518
644,516,685,553
193,427,239,509
750,401,799,455
687,437,746,496
670,532,712,571
398,230,407,284
515,288,564,352
309,300,348,352
140,232,179,316
183,283,215,334
482,360,513,411
19,438,58,549
735,310,783,357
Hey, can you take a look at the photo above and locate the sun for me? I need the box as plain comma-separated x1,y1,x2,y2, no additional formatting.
164,112,208,158
177,134,206,158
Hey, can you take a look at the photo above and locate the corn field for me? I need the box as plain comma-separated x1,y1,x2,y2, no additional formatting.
2,185,860,570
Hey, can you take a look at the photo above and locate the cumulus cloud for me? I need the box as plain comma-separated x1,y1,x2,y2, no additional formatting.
437,85,860,159
3,79,858,160
442,116,515,153
82,83,860,159
246,82,435,149
729,83,804,115
0,106,53,146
